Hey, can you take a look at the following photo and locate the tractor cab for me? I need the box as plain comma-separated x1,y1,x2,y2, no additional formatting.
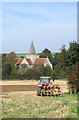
40,77,50,84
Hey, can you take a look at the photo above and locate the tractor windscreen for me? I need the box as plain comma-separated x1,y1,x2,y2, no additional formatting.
40,78,50,84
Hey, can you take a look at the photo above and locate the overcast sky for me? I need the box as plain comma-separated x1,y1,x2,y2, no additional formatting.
2,2,77,53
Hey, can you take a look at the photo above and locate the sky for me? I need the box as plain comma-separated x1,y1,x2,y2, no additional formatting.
2,2,77,53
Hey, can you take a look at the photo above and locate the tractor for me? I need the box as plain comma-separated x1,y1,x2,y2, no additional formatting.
37,77,63,96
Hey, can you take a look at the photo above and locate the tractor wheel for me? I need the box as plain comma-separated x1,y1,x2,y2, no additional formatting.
37,87,42,96
60,93,63,96
59,92,63,97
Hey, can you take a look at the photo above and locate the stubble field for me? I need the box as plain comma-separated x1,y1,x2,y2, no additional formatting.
1,80,77,118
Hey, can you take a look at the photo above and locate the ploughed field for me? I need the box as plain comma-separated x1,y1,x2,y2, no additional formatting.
1,80,77,118
1,80,68,93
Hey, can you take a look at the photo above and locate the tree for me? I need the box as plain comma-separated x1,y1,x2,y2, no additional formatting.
52,42,79,80
7,52,17,64
2,52,18,79
51,53,59,70
67,42,79,67
19,64,28,73
40,48,53,65
43,66,52,76
22,64,52,80
31,64,44,79
2,54,7,64
53,45,68,79
67,63,79,94
6,52,17,75
50,70,57,80
2,63,12,79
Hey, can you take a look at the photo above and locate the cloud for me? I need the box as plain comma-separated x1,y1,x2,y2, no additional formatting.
2,2,77,53
2,2,77,23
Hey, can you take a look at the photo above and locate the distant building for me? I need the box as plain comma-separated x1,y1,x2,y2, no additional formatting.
16,58,33,69
26,40,39,63
34,58,52,69
16,40,53,70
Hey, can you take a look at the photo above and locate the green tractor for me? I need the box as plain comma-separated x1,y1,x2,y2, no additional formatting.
37,77,63,96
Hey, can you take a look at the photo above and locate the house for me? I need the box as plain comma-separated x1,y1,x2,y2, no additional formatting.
16,58,33,69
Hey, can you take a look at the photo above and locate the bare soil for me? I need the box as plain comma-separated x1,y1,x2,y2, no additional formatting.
1,80,69,93
0,80,38,85
1,85,37,92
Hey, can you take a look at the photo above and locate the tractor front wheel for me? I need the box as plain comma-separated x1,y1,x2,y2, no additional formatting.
37,87,42,96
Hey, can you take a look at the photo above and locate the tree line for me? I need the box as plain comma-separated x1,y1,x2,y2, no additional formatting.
1,41,79,93
2,52,52,80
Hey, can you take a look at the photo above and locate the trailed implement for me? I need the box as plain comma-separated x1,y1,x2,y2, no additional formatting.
37,77,63,96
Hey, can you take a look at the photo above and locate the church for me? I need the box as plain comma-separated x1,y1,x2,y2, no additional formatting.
16,41,53,70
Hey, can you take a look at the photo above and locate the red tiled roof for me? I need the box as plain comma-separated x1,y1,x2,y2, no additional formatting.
34,58,47,65
16,58,33,65
26,58,33,65
16,58,24,64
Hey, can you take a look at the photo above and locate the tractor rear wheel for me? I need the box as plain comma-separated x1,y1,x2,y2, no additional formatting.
37,87,42,96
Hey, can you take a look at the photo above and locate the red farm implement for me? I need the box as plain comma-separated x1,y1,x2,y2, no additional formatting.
37,77,63,96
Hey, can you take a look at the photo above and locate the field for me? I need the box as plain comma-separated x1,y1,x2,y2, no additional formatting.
1,80,78,118
16,52,56,58
16,53,27,58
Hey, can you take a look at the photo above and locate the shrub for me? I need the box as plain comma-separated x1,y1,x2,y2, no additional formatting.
67,63,79,94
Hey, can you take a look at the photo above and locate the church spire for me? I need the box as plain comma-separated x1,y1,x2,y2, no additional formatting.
29,40,36,55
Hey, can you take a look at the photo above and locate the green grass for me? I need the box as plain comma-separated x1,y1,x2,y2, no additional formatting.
16,52,56,58
52,52,57,56
16,53,28,58
2,92,77,118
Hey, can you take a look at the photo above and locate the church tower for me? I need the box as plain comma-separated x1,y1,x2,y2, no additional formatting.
26,40,39,63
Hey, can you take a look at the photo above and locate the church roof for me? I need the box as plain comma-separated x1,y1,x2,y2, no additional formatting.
16,58,24,64
29,40,36,55
26,58,33,65
34,58,47,65
16,58,33,65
